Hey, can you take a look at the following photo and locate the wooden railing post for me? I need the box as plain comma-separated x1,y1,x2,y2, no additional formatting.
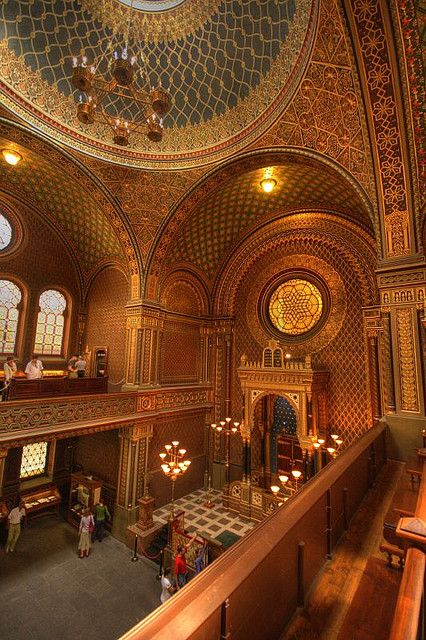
220,598,231,640
297,541,305,607
343,487,349,531
326,489,332,559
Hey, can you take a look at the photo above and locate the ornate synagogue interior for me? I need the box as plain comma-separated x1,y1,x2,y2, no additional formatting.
0,0,424,639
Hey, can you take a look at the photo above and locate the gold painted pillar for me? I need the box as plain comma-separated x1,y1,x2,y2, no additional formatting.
113,423,153,541
123,302,165,390
373,263,426,458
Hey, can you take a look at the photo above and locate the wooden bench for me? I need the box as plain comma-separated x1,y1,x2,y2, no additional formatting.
381,466,418,555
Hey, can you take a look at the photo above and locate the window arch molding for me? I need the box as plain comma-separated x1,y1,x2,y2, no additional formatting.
0,203,24,259
32,286,72,359
0,274,28,358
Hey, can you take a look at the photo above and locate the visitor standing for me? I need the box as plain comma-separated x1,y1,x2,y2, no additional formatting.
173,534,197,589
5,499,26,553
78,507,94,558
67,355,78,379
25,355,43,380
93,499,110,542
3,356,17,400
160,568,175,603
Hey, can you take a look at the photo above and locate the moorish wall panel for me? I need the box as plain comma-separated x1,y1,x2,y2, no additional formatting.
228,227,376,446
148,411,206,507
84,266,128,386
159,318,201,385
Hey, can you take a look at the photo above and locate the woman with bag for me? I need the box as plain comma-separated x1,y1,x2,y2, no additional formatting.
78,507,94,558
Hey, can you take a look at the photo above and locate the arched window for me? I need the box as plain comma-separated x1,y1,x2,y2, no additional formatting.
0,279,22,354
0,213,12,251
34,289,67,355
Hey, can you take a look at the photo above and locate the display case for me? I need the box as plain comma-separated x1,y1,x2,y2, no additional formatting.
21,484,61,518
68,472,103,528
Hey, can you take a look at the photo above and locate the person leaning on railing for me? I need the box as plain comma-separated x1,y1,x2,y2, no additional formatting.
1,356,17,401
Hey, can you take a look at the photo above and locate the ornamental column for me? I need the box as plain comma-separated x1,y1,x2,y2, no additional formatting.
369,263,426,458
122,302,165,390
112,423,153,542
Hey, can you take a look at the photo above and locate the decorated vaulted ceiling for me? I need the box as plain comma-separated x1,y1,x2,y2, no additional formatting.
0,0,318,168
0,127,125,274
165,159,374,280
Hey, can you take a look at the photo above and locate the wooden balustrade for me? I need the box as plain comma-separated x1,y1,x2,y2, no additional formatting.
120,424,386,640
389,455,426,640
389,548,425,640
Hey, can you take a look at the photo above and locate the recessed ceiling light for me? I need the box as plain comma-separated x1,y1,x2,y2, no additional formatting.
260,177,277,193
1,149,22,166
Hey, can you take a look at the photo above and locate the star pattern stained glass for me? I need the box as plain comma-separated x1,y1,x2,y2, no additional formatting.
0,213,12,251
34,290,67,355
20,441,48,479
269,279,323,336
0,279,21,354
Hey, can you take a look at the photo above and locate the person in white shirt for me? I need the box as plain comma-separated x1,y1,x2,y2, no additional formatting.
6,500,26,553
160,568,175,603
25,355,43,380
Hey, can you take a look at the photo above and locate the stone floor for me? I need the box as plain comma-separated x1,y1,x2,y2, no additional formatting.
0,516,159,640
0,489,256,640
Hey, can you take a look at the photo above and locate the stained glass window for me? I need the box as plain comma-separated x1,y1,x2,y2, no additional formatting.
34,289,67,355
269,279,323,336
0,279,22,354
20,441,48,479
0,213,12,251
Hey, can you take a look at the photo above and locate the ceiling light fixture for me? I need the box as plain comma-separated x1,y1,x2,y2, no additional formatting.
260,168,277,193
71,1,171,146
1,149,22,166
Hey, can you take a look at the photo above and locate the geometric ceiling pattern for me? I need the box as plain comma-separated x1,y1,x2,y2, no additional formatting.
168,162,373,280
253,0,375,205
0,0,317,166
84,157,207,259
0,135,124,273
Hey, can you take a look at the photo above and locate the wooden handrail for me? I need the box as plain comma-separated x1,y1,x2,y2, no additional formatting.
389,547,425,640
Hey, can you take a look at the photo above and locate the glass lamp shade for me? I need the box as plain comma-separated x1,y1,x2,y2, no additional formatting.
292,470,302,479
270,485,280,495
2,149,22,166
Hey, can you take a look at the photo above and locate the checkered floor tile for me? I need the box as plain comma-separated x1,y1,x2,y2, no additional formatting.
153,489,256,540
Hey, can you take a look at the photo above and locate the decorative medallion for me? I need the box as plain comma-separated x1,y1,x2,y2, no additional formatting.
0,0,318,168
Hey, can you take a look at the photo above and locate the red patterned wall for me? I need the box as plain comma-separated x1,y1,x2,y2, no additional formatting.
84,266,128,385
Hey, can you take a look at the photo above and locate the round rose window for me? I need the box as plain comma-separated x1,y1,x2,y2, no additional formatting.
268,279,323,336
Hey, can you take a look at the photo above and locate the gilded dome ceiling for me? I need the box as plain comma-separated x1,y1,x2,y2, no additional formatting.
0,0,318,168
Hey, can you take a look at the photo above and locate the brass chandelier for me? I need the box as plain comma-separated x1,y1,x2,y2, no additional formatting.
71,36,171,146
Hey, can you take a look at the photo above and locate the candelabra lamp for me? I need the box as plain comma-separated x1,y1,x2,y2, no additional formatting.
271,469,303,504
159,441,191,521
211,418,240,488
311,433,344,473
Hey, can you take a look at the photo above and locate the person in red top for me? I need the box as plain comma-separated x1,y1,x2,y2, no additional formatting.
173,534,197,589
